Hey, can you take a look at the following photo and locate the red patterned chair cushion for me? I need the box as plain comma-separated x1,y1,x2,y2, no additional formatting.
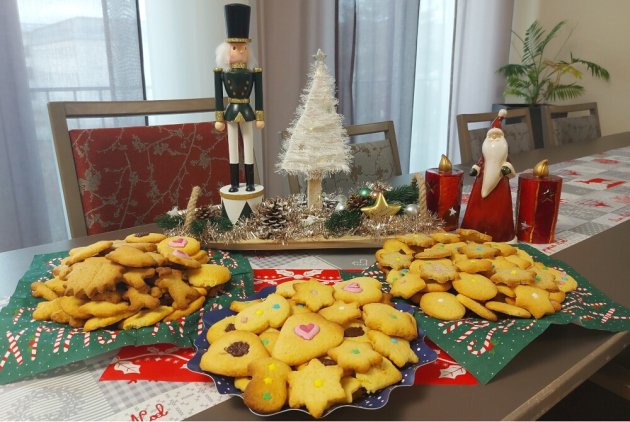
69,122,243,235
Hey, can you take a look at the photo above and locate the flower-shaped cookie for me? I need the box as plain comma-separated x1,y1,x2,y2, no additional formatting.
292,279,335,311
419,262,459,283
460,242,500,259
333,277,383,306
318,300,362,325
328,339,383,373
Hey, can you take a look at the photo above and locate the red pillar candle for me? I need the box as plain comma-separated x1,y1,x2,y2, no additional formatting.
515,160,562,243
425,155,464,231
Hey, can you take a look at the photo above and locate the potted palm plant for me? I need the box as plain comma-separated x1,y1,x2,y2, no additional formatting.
494,20,610,148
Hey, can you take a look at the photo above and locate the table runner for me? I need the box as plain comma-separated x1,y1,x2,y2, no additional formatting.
0,249,254,385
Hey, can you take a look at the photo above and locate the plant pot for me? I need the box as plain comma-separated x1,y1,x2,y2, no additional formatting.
492,104,558,149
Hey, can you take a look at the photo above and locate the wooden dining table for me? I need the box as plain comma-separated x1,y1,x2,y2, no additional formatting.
1,132,629,420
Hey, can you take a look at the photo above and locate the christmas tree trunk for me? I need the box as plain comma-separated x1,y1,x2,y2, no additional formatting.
307,177,323,208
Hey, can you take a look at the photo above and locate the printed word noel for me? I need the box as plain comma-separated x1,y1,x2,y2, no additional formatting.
130,403,168,421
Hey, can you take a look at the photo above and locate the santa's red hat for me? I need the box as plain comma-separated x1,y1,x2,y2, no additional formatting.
487,109,507,137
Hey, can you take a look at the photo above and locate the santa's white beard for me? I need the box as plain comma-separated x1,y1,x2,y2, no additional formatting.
481,136,508,198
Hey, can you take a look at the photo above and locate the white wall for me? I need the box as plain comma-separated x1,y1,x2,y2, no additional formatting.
510,0,629,136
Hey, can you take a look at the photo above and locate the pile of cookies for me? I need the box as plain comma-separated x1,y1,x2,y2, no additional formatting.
200,278,420,418
30,233,231,331
376,229,577,321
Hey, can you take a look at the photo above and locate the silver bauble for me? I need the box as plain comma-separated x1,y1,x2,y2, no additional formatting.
405,204,419,216
334,194,348,205
335,202,347,212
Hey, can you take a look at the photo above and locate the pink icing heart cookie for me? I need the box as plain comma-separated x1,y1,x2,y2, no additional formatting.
294,323,320,340
168,238,188,248
333,277,383,306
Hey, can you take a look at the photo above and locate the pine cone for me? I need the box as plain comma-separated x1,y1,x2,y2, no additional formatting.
195,205,219,220
346,193,368,211
259,198,290,236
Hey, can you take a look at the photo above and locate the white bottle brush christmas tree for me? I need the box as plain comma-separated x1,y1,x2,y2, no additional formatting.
277,49,351,208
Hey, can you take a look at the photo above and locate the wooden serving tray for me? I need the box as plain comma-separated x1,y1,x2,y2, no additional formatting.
203,234,397,251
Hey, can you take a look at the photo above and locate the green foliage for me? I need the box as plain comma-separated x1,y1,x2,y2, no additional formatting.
497,20,609,105
325,209,363,234
155,213,184,229
208,216,233,233
382,184,419,206
189,219,207,236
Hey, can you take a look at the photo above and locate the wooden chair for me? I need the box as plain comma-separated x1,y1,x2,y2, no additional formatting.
456,108,535,163
544,102,601,146
279,121,402,195
48,98,260,238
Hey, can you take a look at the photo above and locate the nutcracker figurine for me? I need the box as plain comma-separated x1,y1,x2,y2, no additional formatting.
214,3,264,192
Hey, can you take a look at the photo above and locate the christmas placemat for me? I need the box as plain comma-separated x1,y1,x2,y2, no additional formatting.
346,244,630,384
0,249,254,385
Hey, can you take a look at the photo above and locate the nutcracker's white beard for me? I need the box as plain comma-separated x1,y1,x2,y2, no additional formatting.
481,135,508,198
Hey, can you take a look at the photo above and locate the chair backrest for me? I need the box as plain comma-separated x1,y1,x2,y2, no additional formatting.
279,121,402,195
543,102,601,146
456,108,535,163
48,98,260,238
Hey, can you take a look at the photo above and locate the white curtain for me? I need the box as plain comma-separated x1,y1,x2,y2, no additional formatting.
336,0,421,175
0,0,144,252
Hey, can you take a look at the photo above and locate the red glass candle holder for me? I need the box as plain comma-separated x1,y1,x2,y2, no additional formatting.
425,168,464,231
515,173,562,243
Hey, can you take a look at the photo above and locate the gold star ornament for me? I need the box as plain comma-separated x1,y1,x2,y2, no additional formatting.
360,192,401,219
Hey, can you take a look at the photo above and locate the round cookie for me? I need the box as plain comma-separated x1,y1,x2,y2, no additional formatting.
420,292,466,321
187,264,231,288
485,301,532,318
420,280,452,293
200,330,270,377
333,277,383,306
157,236,201,257
125,232,166,243
206,315,237,343
452,273,498,301
456,294,498,322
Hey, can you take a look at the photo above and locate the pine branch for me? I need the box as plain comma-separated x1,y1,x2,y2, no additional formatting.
189,219,207,236
325,209,363,234
208,216,233,233
155,213,185,229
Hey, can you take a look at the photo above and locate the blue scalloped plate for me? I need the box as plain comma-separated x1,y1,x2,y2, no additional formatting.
188,286,437,418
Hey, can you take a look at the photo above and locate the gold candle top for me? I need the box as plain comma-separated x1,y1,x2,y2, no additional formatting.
439,154,452,173
533,159,549,178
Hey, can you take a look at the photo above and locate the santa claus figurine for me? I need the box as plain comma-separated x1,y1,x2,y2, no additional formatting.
460,109,516,241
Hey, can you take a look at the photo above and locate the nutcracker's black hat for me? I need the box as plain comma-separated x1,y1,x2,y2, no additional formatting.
224,3,251,43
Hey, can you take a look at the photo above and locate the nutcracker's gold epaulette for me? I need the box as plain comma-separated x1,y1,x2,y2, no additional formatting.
214,67,223,72
253,67,263,73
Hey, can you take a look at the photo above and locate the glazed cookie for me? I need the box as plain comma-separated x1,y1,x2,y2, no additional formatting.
234,293,291,334
414,248,453,260
420,292,466,321
163,296,205,322
532,268,559,292
328,340,383,373
460,242,500,259
125,232,166,244
317,301,362,325
206,315,237,343
456,228,492,243
491,268,536,288
430,232,461,244
187,264,231,288
362,303,418,341
484,242,517,257
342,319,371,343
157,236,201,257
355,357,402,394
200,330,270,377
333,277,383,306
419,262,459,284
456,294,498,322
287,358,346,419
452,273,498,301
485,301,531,318
259,330,280,355
389,272,426,299
397,233,435,248
292,279,336,312
243,357,292,414
454,259,493,274
272,313,344,366
420,280,452,293
367,330,418,368
514,286,555,319
376,249,413,270
275,280,303,298
230,299,263,313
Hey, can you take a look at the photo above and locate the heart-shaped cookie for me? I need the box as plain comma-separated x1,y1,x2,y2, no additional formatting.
272,313,344,366
168,238,188,248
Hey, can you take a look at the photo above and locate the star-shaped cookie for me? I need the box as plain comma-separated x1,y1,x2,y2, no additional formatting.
287,359,347,418
514,285,555,319
292,279,335,311
328,340,383,373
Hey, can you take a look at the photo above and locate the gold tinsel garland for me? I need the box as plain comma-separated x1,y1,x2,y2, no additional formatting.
164,193,443,246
